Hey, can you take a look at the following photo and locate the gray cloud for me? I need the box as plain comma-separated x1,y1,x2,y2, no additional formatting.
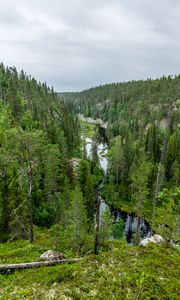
0,0,180,91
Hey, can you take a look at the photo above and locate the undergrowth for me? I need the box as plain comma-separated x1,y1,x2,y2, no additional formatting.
0,239,179,299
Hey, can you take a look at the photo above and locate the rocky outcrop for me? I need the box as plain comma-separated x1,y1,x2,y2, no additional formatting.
140,234,165,247
39,250,66,261
78,114,108,129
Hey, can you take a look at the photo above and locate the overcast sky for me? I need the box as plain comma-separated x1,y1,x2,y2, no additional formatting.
1,0,180,91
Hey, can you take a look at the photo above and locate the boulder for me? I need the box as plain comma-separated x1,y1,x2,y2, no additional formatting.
39,250,66,261
140,234,165,247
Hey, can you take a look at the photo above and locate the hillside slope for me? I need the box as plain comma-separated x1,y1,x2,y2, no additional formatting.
62,77,180,242
0,64,81,242
0,241,179,299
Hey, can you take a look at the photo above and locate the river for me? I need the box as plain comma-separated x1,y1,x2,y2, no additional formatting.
84,135,151,243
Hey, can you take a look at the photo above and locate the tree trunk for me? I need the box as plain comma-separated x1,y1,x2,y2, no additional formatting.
94,197,101,255
0,258,82,273
28,159,34,242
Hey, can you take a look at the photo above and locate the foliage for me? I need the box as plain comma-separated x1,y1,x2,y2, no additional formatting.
0,65,180,298
112,218,125,240
0,241,179,299
64,77,180,236
0,64,81,241
155,187,180,241
99,207,114,244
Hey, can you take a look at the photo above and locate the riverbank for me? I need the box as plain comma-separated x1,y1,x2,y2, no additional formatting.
78,113,108,129
80,118,151,243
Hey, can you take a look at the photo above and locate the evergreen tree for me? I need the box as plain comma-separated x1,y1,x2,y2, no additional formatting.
130,153,151,243
65,186,89,254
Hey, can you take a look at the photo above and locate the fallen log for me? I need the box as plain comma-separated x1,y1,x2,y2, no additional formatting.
0,258,83,273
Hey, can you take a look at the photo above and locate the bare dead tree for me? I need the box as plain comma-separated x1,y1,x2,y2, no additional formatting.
25,148,35,243
94,197,101,255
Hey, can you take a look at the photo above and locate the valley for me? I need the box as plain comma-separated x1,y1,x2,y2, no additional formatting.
0,65,179,299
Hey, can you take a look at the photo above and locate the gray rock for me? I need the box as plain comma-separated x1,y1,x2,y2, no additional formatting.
40,250,66,261
140,234,165,247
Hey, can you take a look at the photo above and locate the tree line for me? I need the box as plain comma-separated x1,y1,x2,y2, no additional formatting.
63,76,180,242
0,64,101,254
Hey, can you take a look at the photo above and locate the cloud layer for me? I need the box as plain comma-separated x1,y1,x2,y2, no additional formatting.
1,0,180,91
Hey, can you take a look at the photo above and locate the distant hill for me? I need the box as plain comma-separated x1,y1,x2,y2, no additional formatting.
61,76,180,139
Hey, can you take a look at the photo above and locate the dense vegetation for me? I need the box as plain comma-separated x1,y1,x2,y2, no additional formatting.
0,239,179,299
0,66,180,299
63,76,180,242
0,63,100,254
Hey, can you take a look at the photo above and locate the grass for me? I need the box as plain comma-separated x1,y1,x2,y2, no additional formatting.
80,120,97,139
0,228,52,265
0,238,179,299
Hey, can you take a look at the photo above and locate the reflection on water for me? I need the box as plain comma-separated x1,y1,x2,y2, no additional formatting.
85,137,108,174
84,135,150,243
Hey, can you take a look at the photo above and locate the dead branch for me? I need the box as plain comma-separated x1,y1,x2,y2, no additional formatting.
0,258,83,272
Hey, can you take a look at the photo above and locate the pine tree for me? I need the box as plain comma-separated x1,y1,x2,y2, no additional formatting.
66,186,89,254
130,153,151,243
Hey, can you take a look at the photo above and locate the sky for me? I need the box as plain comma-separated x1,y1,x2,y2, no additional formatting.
1,0,180,91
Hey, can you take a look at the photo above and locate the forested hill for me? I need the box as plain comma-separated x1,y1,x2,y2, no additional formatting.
62,76,180,139
0,64,80,155
1,65,179,245
0,63,82,242
0,65,180,299
62,76,180,241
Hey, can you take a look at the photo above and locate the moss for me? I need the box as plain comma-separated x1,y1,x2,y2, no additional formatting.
0,239,179,299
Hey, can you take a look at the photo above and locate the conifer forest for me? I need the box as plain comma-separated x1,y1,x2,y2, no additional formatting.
0,64,179,299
